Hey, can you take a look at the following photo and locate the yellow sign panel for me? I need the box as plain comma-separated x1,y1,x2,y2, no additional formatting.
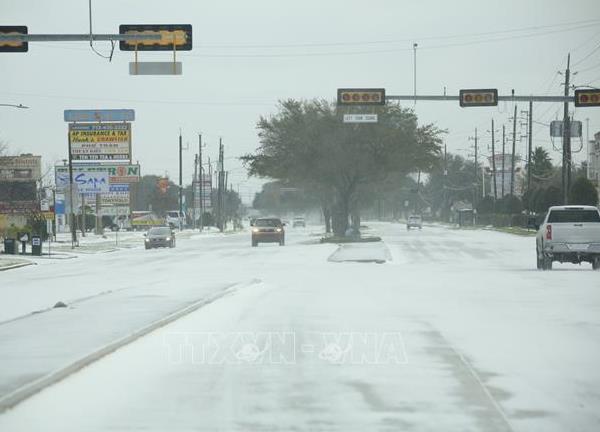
69,129,130,144
69,123,131,161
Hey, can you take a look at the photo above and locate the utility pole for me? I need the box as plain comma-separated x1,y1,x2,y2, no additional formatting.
501,125,506,198
216,138,224,232
562,53,571,204
178,131,183,230
468,128,478,208
510,104,517,199
473,129,478,208
193,153,198,230
198,133,203,231
491,120,497,200
527,100,533,214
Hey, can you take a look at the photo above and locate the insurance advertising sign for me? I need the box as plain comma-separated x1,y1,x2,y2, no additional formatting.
69,123,131,161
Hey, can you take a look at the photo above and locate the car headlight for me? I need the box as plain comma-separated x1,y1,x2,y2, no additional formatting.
166,237,171,241
145,238,149,242
276,228,282,232
252,228,259,233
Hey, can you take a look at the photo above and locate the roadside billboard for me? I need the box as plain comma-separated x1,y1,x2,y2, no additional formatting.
107,164,140,183
55,166,110,194
69,123,131,161
201,174,212,209
0,155,41,182
56,164,139,185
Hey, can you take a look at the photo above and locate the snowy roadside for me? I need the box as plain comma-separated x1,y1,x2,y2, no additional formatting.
0,279,257,411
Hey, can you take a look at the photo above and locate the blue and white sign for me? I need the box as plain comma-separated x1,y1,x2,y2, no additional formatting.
55,169,110,194
64,109,135,123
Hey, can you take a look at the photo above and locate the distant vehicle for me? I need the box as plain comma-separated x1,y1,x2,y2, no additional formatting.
292,217,306,228
407,215,423,230
131,211,164,231
535,205,600,270
252,217,285,247
166,210,186,230
144,226,176,249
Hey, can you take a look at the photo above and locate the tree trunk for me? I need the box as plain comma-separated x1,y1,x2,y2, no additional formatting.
351,209,361,230
332,199,349,237
322,205,332,233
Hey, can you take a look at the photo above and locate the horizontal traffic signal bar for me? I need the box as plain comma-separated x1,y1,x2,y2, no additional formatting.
574,89,600,107
337,88,386,106
119,24,192,51
0,26,28,52
459,89,498,107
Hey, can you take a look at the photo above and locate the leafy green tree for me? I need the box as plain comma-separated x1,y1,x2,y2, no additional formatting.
242,99,443,235
423,153,477,220
570,176,598,206
529,147,553,178
130,175,178,215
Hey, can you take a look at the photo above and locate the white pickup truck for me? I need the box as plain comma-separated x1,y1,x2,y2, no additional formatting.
536,205,600,270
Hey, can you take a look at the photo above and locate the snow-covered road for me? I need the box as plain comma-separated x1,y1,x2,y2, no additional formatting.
1,223,599,431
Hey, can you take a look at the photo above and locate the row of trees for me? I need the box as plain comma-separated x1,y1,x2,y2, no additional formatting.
242,100,444,235
130,175,242,226
423,145,598,221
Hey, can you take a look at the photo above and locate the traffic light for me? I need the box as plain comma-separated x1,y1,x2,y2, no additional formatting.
574,89,600,107
337,88,386,106
119,24,192,51
0,26,28,52
459,89,498,107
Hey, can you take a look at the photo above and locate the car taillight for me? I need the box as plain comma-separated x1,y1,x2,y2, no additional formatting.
546,224,552,240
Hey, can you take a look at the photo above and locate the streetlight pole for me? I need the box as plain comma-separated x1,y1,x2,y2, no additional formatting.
413,43,418,106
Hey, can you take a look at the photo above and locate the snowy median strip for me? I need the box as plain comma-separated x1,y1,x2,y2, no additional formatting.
0,278,261,412
327,242,392,264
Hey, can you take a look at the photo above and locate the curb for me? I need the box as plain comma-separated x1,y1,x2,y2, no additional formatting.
0,262,36,272
0,279,260,413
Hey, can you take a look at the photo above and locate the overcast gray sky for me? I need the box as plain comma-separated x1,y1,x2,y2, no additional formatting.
2,0,600,203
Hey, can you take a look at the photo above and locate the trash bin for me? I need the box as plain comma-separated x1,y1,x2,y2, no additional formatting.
3,238,16,254
31,235,42,256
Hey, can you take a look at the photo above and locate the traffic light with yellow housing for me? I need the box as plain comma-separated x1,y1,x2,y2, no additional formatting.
119,24,192,51
574,89,600,107
337,88,386,106
0,26,28,52
459,89,498,107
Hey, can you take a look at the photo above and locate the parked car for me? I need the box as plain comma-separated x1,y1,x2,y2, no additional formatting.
407,215,423,230
252,217,285,246
535,205,600,270
144,226,176,249
292,217,306,228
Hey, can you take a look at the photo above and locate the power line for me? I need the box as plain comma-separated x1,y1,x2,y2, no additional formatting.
22,21,600,58
572,42,600,67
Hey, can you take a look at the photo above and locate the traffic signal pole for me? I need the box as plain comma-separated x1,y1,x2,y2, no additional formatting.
562,54,571,204
178,132,183,231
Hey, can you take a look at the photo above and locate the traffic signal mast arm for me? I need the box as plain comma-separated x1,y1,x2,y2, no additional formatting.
385,94,574,103
0,33,161,43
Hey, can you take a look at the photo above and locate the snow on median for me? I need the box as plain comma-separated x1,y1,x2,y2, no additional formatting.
328,241,392,264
